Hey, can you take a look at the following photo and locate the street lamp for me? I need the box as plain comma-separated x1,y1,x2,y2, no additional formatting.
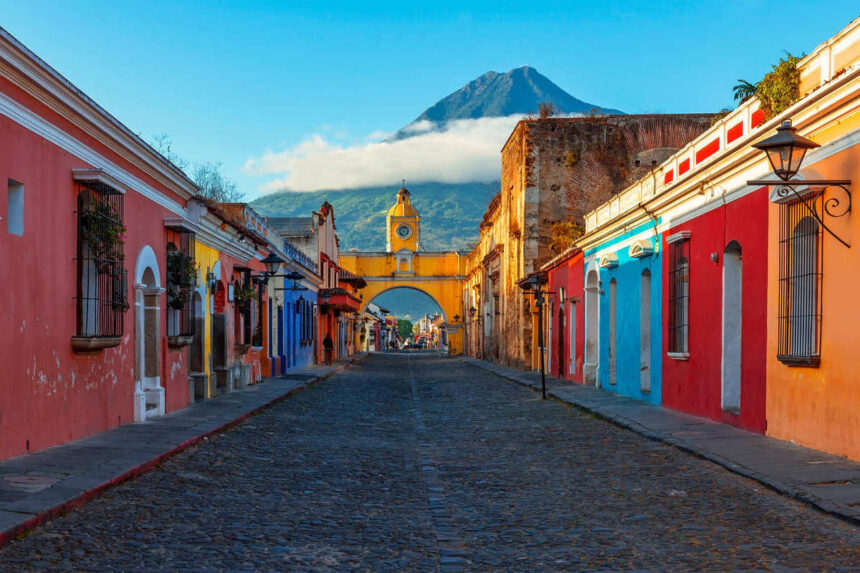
468,306,477,320
519,273,549,400
257,252,285,282
753,120,819,181
276,269,309,292
748,118,852,247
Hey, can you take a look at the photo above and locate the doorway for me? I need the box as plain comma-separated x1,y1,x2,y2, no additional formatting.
608,278,617,385
640,269,652,393
585,270,600,386
133,246,164,422
722,241,742,413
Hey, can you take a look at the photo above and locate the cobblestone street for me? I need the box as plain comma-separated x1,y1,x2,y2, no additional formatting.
1,354,858,572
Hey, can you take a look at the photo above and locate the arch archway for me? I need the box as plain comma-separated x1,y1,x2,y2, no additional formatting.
361,284,461,353
133,245,165,422
584,267,600,386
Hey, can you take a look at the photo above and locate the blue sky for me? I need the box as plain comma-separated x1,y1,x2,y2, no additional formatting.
1,1,857,198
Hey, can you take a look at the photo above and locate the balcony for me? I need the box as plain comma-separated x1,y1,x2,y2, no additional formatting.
320,288,362,312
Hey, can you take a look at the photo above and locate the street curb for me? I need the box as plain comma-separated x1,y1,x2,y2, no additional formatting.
0,355,366,547
464,358,860,527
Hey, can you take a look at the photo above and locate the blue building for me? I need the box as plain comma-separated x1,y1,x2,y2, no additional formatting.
581,219,663,405
268,240,321,373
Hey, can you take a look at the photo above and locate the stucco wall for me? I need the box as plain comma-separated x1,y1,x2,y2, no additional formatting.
766,136,860,458
0,105,188,459
661,188,768,432
546,252,585,382
587,223,663,405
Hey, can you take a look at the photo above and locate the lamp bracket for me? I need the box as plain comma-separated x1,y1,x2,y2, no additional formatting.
748,179,852,248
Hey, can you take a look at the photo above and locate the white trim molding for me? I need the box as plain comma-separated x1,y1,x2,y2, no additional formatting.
72,168,126,193
628,239,655,258
0,90,186,215
134,245,161,288
666,230,691,245
0,28,198,199
598,253,619,269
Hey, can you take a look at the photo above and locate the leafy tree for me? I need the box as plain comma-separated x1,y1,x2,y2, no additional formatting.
397,319,413,339
150,133,244,202
548,221,585,254
732,52,802,117
189,161,245,203
756,52,802,118
732,79,758,103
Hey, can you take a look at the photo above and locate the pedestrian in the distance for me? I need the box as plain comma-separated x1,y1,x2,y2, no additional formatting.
323,333,334,365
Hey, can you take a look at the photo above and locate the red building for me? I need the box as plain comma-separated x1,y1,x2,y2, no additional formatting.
542,249,585,383
0,28,200,458
660,187,770,433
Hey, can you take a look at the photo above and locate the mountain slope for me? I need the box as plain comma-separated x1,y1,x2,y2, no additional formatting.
252,67,622,254
410,66,622,126
251,182,497,252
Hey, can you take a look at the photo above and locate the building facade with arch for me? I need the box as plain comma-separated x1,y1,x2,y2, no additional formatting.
544,18,860,459
339,187,467,354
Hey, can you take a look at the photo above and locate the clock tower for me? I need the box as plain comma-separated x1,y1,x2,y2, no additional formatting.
386,186,420,252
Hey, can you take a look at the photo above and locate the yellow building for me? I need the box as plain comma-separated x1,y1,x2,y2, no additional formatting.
340,187,467,354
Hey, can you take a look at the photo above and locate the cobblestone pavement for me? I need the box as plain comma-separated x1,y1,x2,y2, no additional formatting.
0,354,858,572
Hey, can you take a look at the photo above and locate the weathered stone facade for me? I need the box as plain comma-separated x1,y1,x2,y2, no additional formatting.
463,114,714,370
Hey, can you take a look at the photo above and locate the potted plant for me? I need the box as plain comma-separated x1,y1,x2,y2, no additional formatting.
167,250,198,310
80,199,126,273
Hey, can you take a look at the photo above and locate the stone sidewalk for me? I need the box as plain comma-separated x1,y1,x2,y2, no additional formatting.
0,355,365,545
465,357,860,525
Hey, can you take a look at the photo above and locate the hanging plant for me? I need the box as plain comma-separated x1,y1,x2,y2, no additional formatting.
168,251,198,288
166,250,197,310
234,283,257,302
80,200,126,273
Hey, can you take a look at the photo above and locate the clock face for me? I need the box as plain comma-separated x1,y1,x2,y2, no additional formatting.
396,224,412,239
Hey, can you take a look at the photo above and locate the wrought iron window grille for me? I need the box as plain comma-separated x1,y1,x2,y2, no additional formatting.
166,229,196,340
667,238,690,354
75,182,127,340
777,195,823,366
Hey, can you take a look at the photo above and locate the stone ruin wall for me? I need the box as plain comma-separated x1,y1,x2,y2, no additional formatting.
471,114,715,370
526,114,715,270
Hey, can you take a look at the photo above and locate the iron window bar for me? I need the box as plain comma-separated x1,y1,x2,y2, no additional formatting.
166,229,196,339
777,195,823,366
667,238,690,354
75,182,127,339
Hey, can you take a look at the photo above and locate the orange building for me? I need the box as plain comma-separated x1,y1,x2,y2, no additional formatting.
760,18,860,459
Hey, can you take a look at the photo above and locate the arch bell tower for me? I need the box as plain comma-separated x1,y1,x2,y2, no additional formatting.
387,186,420,252
339,186,467,354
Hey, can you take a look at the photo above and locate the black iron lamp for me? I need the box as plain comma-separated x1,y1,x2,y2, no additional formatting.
452,314,461,323
468,306,477,319
748,118,852,248
260,252,285,279
518,273,550,400
284,270,308,291
753,120,819,181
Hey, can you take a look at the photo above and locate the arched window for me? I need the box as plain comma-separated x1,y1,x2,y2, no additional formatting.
779,208,821,364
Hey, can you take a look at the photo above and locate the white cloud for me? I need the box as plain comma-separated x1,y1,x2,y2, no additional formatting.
242,115,526,194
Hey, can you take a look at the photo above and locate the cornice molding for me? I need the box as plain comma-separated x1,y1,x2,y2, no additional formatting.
0,29,198,199
0,90,186,216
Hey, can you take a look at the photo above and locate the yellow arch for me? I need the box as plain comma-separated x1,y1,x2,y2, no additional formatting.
340,251,466,354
